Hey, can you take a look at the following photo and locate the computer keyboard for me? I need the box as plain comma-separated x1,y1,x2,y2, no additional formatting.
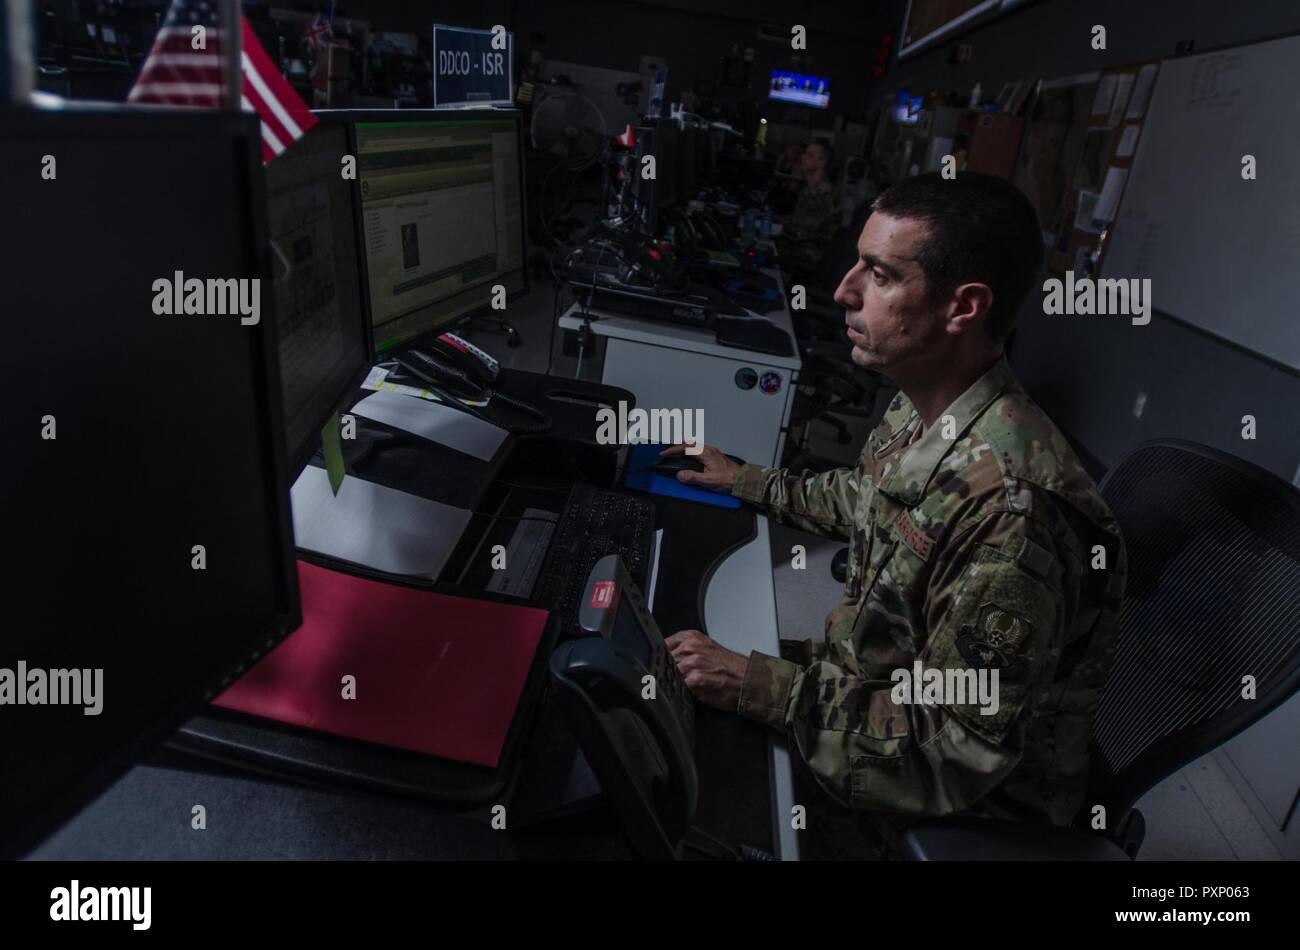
535,483,656,638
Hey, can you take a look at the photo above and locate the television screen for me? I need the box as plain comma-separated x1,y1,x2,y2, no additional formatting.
769,70,830,109
893,89,925,125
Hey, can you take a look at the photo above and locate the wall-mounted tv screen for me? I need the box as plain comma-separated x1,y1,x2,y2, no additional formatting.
892,89,925,125
769,70,830,109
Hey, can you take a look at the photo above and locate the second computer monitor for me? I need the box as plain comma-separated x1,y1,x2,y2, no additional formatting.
266,118,374,477
350,110,528,353
637,117,679,236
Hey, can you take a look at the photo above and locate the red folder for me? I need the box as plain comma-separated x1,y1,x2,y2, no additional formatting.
215,560,549,768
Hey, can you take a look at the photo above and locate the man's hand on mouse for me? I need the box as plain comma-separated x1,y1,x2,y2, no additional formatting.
665,630,748,710
659,444,739,492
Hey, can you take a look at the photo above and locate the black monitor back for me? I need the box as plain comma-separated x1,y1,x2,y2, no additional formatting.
640,118,678,235
266,115,374,478
678,126,699,202
0,108,300,858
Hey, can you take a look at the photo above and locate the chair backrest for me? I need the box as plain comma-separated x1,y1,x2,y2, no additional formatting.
1089,439,1300,815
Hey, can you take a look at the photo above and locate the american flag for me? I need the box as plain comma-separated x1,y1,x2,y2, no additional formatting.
128,0,317,164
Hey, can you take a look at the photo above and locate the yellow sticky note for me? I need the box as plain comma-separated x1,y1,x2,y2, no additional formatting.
321,414,345,495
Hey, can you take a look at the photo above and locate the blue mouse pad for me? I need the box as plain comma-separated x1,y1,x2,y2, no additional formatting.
623,444,741,509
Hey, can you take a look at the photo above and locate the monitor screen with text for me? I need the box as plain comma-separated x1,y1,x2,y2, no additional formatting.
354,113,527,352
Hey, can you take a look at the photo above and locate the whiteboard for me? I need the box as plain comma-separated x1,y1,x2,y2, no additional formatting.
1101,34,1300,371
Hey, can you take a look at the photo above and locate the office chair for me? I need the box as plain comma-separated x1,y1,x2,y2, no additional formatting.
783,350,873,472
901,439,1300,859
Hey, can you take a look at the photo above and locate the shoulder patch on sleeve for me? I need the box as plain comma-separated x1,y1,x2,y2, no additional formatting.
955,604,1032,674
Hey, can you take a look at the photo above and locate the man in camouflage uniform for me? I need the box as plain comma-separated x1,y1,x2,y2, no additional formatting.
664,172,1126,857
774,142,838,266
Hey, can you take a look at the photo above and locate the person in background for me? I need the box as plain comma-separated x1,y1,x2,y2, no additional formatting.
775,140,806,177
775,140,838,267
768,141,806,215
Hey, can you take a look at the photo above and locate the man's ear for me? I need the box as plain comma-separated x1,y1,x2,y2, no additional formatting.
946,282,995,336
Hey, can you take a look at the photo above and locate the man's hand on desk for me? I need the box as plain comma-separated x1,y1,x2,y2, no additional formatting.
666,629,748,711
659,444,740,492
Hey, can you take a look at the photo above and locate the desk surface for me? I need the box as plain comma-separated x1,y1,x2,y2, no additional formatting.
559,267,801,372
703,514,798,861
31,487,797,861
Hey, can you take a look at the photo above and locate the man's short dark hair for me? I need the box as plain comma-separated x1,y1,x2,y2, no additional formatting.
870,172,1042,342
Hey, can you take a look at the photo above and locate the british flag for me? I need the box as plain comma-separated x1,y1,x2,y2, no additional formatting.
128,0,317,164
306,13,333,54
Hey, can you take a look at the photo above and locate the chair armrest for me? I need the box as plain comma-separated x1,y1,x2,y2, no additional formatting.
899,817,1131,861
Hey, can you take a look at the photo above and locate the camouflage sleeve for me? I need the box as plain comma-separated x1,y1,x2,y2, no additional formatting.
730,461,862,540
737,510,1068,817
810,190,840,246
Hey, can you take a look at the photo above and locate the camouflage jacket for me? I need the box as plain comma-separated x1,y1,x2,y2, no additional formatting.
732,357,1126,825
777,177,838,262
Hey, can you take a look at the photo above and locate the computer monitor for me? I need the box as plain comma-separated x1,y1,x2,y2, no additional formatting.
346,109,528,354
1,108,299,858
265,117,373,477
637,117,679,235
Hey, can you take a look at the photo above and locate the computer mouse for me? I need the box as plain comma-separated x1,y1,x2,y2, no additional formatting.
651,456,707,477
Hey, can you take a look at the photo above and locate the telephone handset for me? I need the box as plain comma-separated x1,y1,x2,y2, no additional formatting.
548,554,698,860
394,332,551,434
